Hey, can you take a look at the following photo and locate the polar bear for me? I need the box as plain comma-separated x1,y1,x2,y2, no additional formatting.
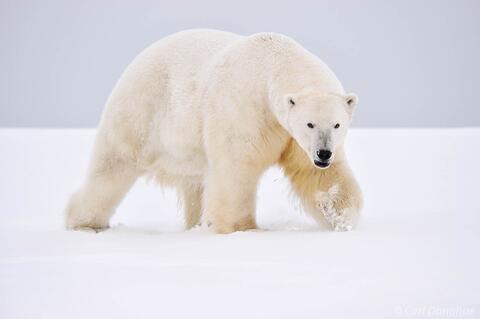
65,29,363,234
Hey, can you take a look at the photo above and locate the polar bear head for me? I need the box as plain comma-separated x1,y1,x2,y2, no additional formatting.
276,92,358,169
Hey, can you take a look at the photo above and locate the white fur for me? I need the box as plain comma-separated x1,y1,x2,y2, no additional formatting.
65,29,362,233
314,185,357,231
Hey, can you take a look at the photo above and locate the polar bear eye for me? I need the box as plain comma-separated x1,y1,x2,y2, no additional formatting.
334,123,340,129
307,123,314,129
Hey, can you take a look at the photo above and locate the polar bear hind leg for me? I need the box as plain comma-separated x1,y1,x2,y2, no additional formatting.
178,183,203,230
65,147,139,231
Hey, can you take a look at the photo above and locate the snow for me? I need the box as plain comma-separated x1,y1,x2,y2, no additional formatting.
0,128,479,319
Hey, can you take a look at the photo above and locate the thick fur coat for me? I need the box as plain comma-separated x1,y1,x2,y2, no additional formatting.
66,29,363,233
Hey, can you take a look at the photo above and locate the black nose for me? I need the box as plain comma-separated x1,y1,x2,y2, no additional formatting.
316,149,332,161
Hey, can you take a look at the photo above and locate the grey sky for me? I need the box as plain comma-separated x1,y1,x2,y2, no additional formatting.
1,0,479,127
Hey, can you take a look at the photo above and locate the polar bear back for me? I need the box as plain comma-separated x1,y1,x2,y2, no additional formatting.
97,30,243,175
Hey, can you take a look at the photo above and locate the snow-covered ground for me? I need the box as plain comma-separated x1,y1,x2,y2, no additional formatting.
0,128,479,319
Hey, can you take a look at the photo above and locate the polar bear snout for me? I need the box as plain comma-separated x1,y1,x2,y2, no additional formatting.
317,149,332,161
314,149,332,169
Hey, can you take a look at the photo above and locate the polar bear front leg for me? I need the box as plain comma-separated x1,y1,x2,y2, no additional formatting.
203,166,259,234
314,185,355,231
311,163,363,232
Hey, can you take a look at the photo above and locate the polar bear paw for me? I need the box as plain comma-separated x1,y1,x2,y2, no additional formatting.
65,191,110,232
314,185,355,232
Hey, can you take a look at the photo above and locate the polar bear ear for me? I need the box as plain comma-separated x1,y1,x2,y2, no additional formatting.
345,93,358,113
